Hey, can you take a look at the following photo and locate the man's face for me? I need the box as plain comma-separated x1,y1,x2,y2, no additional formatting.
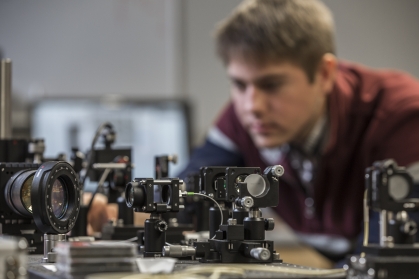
228,59,329,148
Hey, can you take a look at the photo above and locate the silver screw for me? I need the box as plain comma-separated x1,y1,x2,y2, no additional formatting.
271,165,285,177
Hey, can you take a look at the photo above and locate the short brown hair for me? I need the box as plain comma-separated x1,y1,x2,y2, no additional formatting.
215,0,335,82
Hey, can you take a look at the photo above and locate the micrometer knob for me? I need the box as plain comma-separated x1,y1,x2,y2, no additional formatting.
162,245,196,257
250,247,271,261
265,218,275,231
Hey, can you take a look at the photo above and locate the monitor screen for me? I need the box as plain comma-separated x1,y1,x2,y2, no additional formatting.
31,98,190,182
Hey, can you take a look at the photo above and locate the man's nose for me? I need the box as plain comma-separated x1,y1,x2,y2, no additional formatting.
244,86,266,115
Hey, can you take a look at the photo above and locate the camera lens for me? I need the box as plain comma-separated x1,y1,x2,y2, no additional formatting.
51,177,68,219
4,169,37,218
31,161,80,234
4,162,80,234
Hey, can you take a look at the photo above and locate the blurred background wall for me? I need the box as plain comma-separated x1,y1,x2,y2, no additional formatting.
1,0,419,147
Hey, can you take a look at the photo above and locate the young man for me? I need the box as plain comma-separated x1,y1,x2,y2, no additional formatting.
179,0,419,262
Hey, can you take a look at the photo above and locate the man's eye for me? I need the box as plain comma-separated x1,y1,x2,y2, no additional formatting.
260,83,280,92
232,80,246,92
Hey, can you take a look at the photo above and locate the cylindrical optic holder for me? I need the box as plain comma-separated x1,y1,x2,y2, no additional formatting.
209,206,229,238
117,196,133,225
143,214,168,257
244,217,266,240
233,208,249,225
42,234,66,263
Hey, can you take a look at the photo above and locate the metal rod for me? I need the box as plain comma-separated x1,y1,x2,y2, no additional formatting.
42,234,66,263
92,163,129,170
0,59,12,139
151,179,184,185
379,210,394,246
379,210,387,246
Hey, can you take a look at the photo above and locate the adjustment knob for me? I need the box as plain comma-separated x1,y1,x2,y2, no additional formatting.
155,220,168,232
271,165,285,178
240,196,254,208
162,245,196,257
264,218,275,231
168,154,178,164
250,247,271,261
402,220,418,236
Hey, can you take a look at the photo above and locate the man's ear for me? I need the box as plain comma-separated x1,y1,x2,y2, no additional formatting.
317,53,337,94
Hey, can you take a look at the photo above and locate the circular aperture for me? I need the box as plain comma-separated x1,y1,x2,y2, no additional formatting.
125,181,145,208
51,177,68,219
31,161,80,234
388,175,410,200
244,174,267,197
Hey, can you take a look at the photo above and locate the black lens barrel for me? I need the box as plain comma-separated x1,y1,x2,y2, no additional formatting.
125,181,146,208
4,169,36,217
31,161,80,234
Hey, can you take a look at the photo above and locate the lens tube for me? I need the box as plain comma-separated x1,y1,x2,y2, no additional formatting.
4,169,37,217
31,161,80,234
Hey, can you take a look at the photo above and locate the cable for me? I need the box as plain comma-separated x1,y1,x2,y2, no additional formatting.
119,237,138,243
360,189,369,258
81,122,113,189
183,192,223,239
86,168,111,212
363,189,369,247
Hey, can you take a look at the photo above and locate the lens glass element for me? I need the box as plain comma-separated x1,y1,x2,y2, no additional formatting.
51,178,68,219
128,186,134,207
244,174,267,197
21,175,34,214
161,185,171,204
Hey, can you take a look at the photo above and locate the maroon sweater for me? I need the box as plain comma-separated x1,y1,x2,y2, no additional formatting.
215,62,419,240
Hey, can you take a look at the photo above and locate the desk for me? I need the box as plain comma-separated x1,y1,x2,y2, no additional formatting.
28,256,345,279
277,245,333,269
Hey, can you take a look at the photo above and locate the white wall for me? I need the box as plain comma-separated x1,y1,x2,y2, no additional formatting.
323,0,419,75
0,0,182,100
1,0,419,146
183,0,241,144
